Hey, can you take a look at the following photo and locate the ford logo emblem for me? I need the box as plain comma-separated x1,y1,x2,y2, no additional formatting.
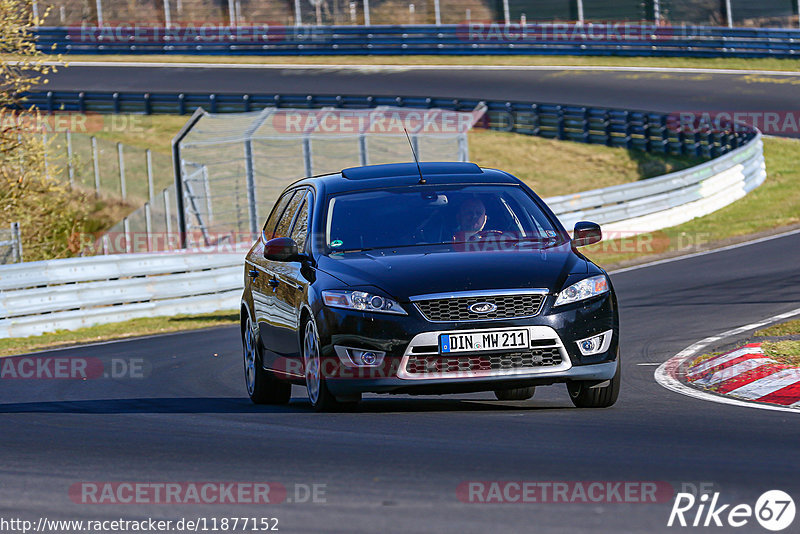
468,302,497,314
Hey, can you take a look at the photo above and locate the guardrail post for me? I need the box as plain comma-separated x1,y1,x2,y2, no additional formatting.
244,139,259,238
294,0,302,26
434,0,441,25
144,93,152,115
66,131,74,188
91,136,101,198
11,222,22,263
502,0,510,25
95,0,104,26
112,92,120,113
117,143,127,201
363,0,370,25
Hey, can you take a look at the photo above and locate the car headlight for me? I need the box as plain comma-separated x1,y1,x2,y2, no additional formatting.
554,275,609,307
322,290,407,315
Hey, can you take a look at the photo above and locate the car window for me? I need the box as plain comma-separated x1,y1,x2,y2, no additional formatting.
325,185,563,252
272,188,305,239
290,192,311,252
262,190,297,241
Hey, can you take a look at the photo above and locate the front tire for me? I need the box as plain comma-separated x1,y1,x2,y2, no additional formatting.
243,315,291,405
494,386,536,401
303,318,357,412
567,361,620,408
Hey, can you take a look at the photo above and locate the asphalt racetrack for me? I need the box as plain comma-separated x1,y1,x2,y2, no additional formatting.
41,63,800,138
5,64,800,533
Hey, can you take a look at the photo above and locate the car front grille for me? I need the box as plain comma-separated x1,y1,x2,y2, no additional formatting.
414,293,545,322
405,348,562,375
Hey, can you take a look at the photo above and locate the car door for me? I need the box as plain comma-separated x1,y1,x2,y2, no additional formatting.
258,188,307,365
250,189,298,369
270,189,313,367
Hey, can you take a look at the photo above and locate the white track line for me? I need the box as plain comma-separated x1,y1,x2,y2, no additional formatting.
36,61,800,76
655,306,800,414
609,228,800,276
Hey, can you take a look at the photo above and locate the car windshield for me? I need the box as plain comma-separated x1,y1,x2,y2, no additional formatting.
325,184,564,253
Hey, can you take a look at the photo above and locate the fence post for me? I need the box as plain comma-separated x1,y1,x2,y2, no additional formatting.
91,136,101,197
164,188,173,237
146,149,155,203
576,0,584,25
294,0,301,25
302,135,313,177
243,140,259,237
144,202,152,252
457,133,468,162
358,134,368,166
363,0,370,25
163,0,171,27
123,217,131,253
95,0,104,26
66,131,74,188
117,142,127,201
228,0,235,27
724,0,733,27
11,222,22,263
502,0,510,25
434,0,441,25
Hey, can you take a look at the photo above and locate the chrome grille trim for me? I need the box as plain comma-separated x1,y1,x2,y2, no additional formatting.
397,325,571,380
413,291,547,323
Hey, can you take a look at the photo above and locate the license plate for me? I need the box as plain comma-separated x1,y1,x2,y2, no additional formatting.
439,329,530,353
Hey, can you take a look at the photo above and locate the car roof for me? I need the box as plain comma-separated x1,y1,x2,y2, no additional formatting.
290,162,521,195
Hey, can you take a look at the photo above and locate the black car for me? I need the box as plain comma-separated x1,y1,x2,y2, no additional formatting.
240,162,619,411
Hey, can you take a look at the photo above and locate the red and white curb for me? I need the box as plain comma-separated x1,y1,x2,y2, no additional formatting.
655,306,800,414
686,343,800,407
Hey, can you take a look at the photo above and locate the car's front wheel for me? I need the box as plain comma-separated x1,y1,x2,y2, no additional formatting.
243,315,291,405
566,361,620,408
494,386,536,401
303,318,359,412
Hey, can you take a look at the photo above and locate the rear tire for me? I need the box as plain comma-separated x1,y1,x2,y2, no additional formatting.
243,315,291,405
567,361,620,408
494,386,536,401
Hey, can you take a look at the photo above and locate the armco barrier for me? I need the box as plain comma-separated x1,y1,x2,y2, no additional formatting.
19,91,750,160
33,24,800,58
0,133,765,337
0,252,243,338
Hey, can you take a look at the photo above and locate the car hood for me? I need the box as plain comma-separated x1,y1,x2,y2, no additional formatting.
317,246,586,301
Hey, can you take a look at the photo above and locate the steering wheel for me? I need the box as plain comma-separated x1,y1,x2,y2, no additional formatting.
470,230,504,241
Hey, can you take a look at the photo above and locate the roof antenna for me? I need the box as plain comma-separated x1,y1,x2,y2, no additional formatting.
404,127,425,184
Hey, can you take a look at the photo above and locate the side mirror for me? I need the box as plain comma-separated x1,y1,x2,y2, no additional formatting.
264,237,299,261
573,221,602,247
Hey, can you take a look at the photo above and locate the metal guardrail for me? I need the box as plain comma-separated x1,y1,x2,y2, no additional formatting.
0,252,242,338
33,24,800,58
20,90,752,161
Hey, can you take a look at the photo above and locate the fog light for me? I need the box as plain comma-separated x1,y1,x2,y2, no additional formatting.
576,330,613,356
361,352,377,365
334,346,386,367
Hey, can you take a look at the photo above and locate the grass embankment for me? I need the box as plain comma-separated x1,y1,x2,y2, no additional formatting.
38,54,800,72
581,136,800,268
0,313,239,358
691,320,800,370
756,319,800,366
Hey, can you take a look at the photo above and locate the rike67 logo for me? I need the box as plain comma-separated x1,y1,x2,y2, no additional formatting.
668,490,795,531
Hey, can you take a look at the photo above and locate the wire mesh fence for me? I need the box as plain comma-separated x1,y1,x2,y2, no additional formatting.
95,104,486,253
33,0,800,28
0,223,24,265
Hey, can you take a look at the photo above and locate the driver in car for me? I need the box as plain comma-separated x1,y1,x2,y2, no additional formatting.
453,197,488,241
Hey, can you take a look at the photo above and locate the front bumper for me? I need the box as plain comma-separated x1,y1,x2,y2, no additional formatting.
315,291,618,396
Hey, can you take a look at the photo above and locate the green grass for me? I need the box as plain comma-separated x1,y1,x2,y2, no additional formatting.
582,136,800,268
755,319,800,337
761,341,800,366
44,54,800,72
0,313,239,358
